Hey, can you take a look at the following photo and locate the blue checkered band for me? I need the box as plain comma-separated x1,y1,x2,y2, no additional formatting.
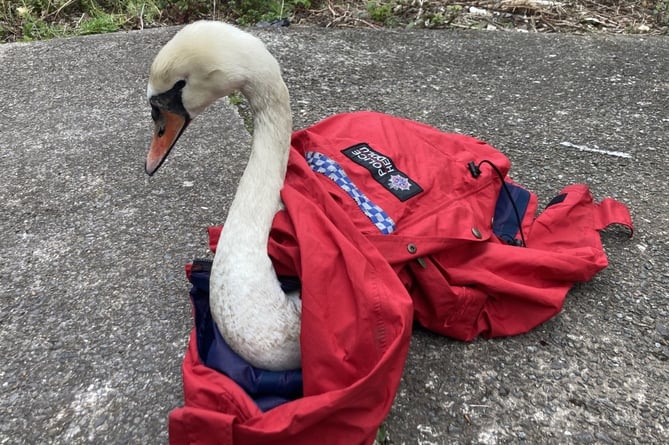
306,151,396,235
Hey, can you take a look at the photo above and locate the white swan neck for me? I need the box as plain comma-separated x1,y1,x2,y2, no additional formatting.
217,83,291,261
209,76,301,371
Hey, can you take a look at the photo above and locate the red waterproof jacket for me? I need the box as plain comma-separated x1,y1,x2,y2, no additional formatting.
169,112,632,444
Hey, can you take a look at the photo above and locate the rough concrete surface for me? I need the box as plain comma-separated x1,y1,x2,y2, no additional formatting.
0,25,667,444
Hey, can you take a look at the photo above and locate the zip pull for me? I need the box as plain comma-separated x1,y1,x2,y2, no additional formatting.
416,257,427,269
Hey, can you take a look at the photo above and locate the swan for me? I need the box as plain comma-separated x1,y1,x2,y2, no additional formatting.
145,21,301,371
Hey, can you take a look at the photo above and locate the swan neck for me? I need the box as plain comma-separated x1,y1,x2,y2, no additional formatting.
217,78,292,263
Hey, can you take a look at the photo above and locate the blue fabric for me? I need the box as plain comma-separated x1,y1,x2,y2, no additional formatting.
493,182,531,245
306,151,396,234
188,261,303,411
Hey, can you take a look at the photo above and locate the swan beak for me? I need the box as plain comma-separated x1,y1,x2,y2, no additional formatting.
145,110,189,176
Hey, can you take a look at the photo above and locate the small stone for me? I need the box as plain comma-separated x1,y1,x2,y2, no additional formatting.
551,360,565,370
94,415,107,428
594,432,613,443
656,323,668,338
573,432,595,443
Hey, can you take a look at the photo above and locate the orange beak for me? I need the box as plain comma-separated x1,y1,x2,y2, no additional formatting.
145,110,189,176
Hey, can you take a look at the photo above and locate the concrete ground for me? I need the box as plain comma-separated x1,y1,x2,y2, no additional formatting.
0,25,667,444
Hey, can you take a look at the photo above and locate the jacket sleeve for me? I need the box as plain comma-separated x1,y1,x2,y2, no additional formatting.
407,184,633,341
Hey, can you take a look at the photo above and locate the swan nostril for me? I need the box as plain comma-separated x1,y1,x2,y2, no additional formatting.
157,125,165,137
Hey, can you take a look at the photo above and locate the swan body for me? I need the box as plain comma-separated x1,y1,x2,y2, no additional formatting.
146,21,301,370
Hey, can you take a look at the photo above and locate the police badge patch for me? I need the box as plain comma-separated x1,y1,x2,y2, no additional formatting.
341,143,423,201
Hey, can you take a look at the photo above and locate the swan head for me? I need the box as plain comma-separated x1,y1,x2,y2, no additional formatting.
145,21,284,175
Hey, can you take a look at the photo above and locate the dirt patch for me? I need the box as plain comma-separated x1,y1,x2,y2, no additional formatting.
293,1,668,35
1,0,667,43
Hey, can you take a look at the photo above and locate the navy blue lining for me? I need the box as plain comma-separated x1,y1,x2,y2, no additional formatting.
493,183,531,245
189,260,303,411
546,193,567,208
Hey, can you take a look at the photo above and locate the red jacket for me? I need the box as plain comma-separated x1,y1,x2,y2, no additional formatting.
169,112,632,444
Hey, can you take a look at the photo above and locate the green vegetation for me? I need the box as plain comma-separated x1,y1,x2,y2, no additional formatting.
231,0,311,25
1,0,147,41
0,0,313,42
367,1,393,24
1,0,667,42
656,0,669,25
368,1,460,28
375,423,390,444
227,91,254,133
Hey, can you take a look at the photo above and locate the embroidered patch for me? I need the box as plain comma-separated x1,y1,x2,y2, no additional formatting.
341,143,423,202
306,151,396,235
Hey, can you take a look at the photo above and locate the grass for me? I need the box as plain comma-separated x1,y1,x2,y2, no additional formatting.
2,0,132,41
656,0,669,25
0,0,313,42
1,1,667,42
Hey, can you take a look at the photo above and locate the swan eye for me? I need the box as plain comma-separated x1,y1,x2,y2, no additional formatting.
148,80,190,123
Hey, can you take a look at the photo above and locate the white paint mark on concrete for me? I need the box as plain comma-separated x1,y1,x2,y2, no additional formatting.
57,381,114,442
417,424,439,437
560,141,632,158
